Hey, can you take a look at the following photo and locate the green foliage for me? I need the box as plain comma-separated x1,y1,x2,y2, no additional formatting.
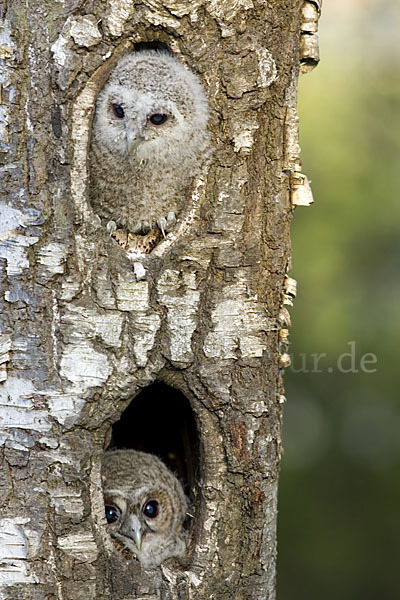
278,9,400,599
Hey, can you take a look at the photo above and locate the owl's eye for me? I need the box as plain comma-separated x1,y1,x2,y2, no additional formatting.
105,505,120,524
143,499,159,518
148,113,168,126
112,104,125,119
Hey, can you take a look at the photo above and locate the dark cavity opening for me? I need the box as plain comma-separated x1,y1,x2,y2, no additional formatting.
108,382,199,502
134,41,170,53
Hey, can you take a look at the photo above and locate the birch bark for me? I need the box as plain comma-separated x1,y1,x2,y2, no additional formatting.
0,1,320,598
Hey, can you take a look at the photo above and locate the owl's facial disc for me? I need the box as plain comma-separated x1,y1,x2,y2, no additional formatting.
100,85,183,161
120,497,163,552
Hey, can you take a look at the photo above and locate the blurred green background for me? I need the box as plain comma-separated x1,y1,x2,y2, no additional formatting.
277,1,400,599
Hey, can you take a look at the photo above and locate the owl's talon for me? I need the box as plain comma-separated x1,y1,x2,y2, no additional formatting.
158,217,167,238
106,220,117,235
166,211,176,229
157,212,176,238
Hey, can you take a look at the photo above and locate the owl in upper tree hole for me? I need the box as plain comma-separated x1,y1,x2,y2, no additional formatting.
89,50,210,238
101,449,188,568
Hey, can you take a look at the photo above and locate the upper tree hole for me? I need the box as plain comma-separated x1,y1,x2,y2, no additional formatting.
133,41,171,53
108,382,200,503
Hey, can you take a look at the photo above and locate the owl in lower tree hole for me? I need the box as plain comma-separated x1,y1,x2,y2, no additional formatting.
101,449,188,568
89,50,210,237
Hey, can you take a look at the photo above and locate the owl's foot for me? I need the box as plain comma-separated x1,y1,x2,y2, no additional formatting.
111,227,162,254
157,211,176,237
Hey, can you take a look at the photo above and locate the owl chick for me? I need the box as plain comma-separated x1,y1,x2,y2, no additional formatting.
101,449,187,568
89,50,210,237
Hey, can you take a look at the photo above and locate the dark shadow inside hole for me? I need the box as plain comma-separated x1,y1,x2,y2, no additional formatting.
134,41,170,53
108,382,199,504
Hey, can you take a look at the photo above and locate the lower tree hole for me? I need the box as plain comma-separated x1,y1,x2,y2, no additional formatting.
107,382,200,513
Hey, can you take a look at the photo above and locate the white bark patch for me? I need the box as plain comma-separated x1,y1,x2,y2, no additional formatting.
232,116,259,153
93,268,116,309
0,19,14,154
147,0,202,20
207,0,254,36
0,377,50,434
233,130,256,153
0,234,39,277
47,393,86,426
290,171,314,206
208,0,254,20
204,280,273,359
151,0,202,17
59,341,112,389
70,85,97,225
61,304,124,348
60,277,81,301
51,15,101,66
50,290,60,372
256,47,278,88
0,206,41,276
105,0,136,36
50,31,69,67
284,276,297,298
57,533,99,563
115,277,149,312
37,242,68,275
104,0,255,33
0,519,38,586
0,104,10,147
194,498,221,574
132,312,161,368
187,572,202,587
135,1,184,28
115,277,161,367
0,20,14,60
283,103,301,172
69,15,102,48
0,428,34,451
50,489,85,519
133,261,146,281
0,334,12,382
157,270,200,362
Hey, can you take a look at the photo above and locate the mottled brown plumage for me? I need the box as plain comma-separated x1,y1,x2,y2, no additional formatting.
89,51,210,237
101,449,187,568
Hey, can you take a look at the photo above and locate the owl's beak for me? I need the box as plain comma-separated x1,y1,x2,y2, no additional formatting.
127,514,143,551
132,525,142,551
126,123,144,155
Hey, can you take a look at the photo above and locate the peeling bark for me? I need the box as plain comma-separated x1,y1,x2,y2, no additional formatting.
0,1,320,598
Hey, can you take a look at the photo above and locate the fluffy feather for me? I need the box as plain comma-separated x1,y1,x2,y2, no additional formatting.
89,51,210,235
101,449,187,568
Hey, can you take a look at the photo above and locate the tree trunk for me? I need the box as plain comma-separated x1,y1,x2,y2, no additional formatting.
0,1,320,598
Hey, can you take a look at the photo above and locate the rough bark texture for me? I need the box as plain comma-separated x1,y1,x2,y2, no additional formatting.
0,1,319,598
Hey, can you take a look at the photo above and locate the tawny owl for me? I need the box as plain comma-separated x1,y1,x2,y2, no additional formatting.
101,449,187,568
89,50,210,237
